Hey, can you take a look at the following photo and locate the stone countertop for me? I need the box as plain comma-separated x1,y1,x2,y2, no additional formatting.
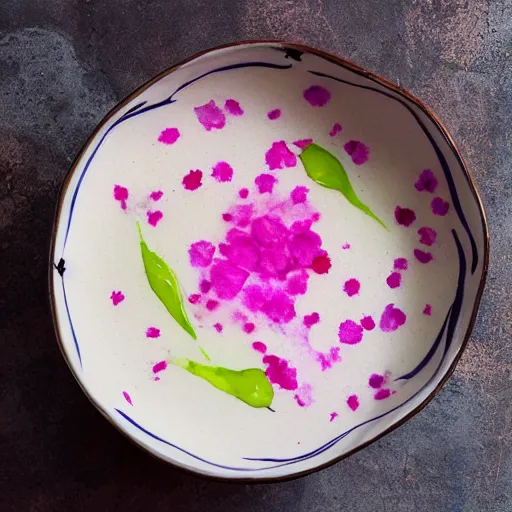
0,1,510,511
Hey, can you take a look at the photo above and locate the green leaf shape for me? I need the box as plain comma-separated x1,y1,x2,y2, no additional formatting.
175,359,274,408
137,223,197,340
299,143,387,229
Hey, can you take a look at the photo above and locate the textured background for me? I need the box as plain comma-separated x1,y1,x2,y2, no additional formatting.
0,1,511,511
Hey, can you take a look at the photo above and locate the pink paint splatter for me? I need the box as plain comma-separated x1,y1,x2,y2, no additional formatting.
317,347,341,371
147,210,163,227
431,197,450,216
224,99,244,116
344,140,369,165
304,85,331,107
206,299,219,311
293,138,313,150
374,388,392,400
286,269,309,295
267,108,281,120
288,230,323,267
386,272,401,289
393,258,408,271
243,285,267,312
239,188,249,199
394,206,416,227
294,384,314,407
347,394,359,411
243,322,255,334
329,123,342,136
189,240,215,268
188,294,201,304
343,278,360,297
152,360,167,374
150,190,163,201
210,260,249,300
158,127,180,145
262,291,296,324
311,255,331,274
146,327,161,338
199,280,211,293
342,243,351,250
194,100,226,131
414,169,437,193
369,373,385,389
361,315,376,331
211,161,233,183
213,322,223,332
110,291,125,306
263,355,298,390
255,173,277,194
220,230,261,271
265,141,297,170
222,213,233,222
379,303,407,332
113,185,128,210
290,186,309,204
252,341,267,353
418,226,437,246
122,391,133,406
338,320,363,344
423,304,432,316
303,312,320,328
251,215,289,249
182,169,203,191
414,249,433,264
329,412,339,422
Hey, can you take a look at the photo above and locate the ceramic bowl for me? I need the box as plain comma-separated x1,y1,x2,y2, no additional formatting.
50,41,489,481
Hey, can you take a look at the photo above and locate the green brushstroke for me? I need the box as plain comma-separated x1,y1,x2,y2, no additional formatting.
137,222,197,340
299,143,387,229
175,359,274,408
199,346,211,362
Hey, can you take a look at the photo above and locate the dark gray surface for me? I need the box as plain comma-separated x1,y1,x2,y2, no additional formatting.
0,1,510,511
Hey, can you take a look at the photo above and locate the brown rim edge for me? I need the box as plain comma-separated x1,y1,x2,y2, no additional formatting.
48,40,490,484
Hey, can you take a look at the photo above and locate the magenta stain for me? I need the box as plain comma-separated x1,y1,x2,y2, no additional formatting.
290,185,309,204
344,140,369,165
303,312,320,328
243,322,255,334
287,270,309,295
342,243,351,250
199,279,211,293
213,322,223,333
158,127,180,145
294,384,314,407
329,412,339,422
239,188,249,199
222,213,233,222
210,259,249,300
317,347,341,371
288,230,323,267
265,140,297,170
211,161,234,183
414,248,433,264
374,388,392,400
188,294,201,304
152,360,167,374
393,258,408,271
263,355,298,390
386,271,401,289
369,373,385,389
343,278,360,297
262,290,296,324
227,203,254,228
431,197,450,216
110,291,125,306
243,285,267,312
189,240,215,268
147,210,163,227
338,320,363,344
154,376,160,382
361,315,376,331
414,169,438,193
347,394,359,411
224,99,244,116
329,123,342,136
423,304,432,316
251,215,289,249
220,230,261,271
252,341,267,353
194,100,226,131
293,138,313,150
255,173,277,194
206,299,219,311
122,391,133,406
418,226,437,246
379,303,407,332
304,85,331,107
311,255,331,275
182,169,203,191
267,108,281,120
150,190,163,201
146,327,161,338
113,185,128,210
394,206,416,227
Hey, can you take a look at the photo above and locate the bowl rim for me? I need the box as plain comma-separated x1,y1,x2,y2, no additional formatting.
48,39,490,483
